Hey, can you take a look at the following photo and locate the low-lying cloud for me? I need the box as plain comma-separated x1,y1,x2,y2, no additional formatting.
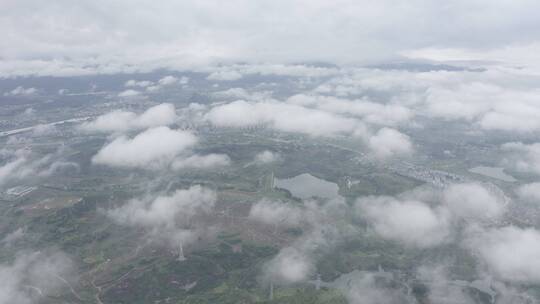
0,250,75,304
468,226,540,284
0,148,79,188
368,128,413,160
81,103,178,133
356,196,451,248
107,185,216,247
171,153,231,170
248,199,303,228
92,126,198,169
443,183,505,221
502,142,540,176
205,100,364,137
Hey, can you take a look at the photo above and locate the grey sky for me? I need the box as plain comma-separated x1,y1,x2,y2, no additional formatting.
2,0,540,76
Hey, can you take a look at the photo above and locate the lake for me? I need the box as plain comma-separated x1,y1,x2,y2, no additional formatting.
274,173,340,199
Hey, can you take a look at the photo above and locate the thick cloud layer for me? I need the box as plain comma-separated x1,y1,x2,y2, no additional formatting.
2,1,540,76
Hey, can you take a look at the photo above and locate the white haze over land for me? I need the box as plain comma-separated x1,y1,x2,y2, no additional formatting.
0,147,79,188
107,185,217,248
0,251,74,304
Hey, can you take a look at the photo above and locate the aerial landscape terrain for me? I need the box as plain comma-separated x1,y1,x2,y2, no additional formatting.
2,1,540,303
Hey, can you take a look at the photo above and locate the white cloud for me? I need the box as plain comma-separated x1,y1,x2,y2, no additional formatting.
213,87,272,101
0,149,76,188
179,76,189,85
443,183,505,221
287,94,413,127
416,266,476,304
81,111,137,133
206,70,243,81
311,67,540,136
145,75,186,92
260,199,351,286
118,89,141,97
2,1,540,76
125,79,153,88
81,103,178,133
424,82,540,132
158,75,179,86
468,226,540,283
502,142,540,175
368,128,413,160
204,100,414,159
1,228,25,247
107,185,216,247
254,150,280,164
234,64,340,78
0,250,74,304
424,83,496,121
205,64,340,81
92,126,197,169
136,103,177,128
108,185,215,230
356,196,450,248
38,161,80,177
264,247,313,284
32,124,57,137
343,273,405,304
248,199,303,228
171,153,230,170
3,86,37,96
516,182,540,202
403,43,540,70
205,100,364,137
22,107,36,116
0,155,27,187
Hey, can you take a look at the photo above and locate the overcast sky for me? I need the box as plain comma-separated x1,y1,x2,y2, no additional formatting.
2,0,540,76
